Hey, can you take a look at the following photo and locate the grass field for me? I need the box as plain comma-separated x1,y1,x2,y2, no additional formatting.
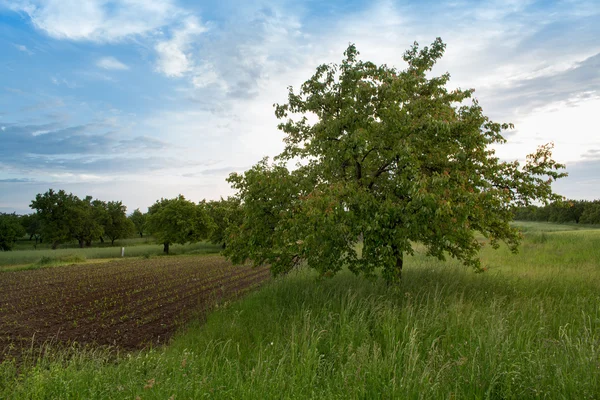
0,222,598,399
0,240,222,270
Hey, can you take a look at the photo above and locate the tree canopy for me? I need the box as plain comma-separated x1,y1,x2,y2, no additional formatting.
225,39,567,283
203,197,243,248
0,213,26,251
146,195,213,254
129,208,147,238
104,201,135,245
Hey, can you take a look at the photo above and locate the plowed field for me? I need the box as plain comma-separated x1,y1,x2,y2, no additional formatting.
0,255,270,361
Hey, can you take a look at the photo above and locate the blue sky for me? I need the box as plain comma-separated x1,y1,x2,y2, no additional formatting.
1,0,599,214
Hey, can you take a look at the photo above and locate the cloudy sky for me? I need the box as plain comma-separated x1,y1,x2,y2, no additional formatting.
1,0,599,214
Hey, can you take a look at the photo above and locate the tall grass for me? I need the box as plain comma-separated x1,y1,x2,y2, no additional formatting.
1,224,598,399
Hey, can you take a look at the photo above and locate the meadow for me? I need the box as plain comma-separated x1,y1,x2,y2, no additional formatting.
0,238,222,271
0,222,598,399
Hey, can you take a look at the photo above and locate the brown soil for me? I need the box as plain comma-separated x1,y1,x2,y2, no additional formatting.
0,255,270,361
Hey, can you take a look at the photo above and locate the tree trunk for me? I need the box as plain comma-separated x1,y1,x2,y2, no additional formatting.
100,236,105,243
111,238,115,245
52,241,59,250
391,244,403,283
163,242,169,254
139,232,143,238
78,239,84,248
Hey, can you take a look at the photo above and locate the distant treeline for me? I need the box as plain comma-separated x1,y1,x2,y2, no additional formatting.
0,189,240,252
514,199,600,224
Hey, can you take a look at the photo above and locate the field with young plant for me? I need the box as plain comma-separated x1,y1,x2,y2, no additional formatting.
0,222,599,399
0,255,270,363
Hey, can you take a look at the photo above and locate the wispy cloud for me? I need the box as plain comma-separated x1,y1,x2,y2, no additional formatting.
97,56,129,70
51,76,77,88
0,178,34,183
6,0,181,42
14,43,33,55
154,16,206,77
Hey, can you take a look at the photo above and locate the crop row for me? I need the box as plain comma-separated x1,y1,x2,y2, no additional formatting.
0,255,270,360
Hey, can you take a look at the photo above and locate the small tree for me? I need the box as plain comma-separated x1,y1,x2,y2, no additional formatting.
104,201,135,245
129,208,147,238
226,39,566,283
146,195,212,254
70,196,105,248
21,213,43,246
0,213,26,251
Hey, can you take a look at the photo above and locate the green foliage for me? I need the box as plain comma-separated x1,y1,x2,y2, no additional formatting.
146,195,212,253
0,213,26,251
226,39,566,282
128,208,147,238
225,160,309,271
203,197,243,248
104,201,135,245
70,196,106,248
20,213,42,244
580,202,600,224
514,199,600,224
30,189,76,248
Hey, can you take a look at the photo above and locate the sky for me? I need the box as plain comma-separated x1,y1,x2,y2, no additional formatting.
0,0,599,215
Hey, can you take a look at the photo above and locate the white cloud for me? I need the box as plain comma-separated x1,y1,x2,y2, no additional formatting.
14,43,33,55
154,16,206,77
7,0,181,42
51,76,77,88
97,56,129,70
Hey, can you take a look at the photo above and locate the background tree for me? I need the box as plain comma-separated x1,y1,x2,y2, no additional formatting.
104,201,134,245
203,197,243,248
226,39,566,283
70,196,105,248
0,213,26,251
579,202,600,224
146,195,212,254
20,213,43,246
30,189,77,249
128,208,147,238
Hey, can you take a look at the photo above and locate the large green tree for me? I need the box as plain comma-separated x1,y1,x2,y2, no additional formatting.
225,39,566,283
0,213,26,251
146,195,212,254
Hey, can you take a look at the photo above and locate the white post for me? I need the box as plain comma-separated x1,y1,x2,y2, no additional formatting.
121,247,125,257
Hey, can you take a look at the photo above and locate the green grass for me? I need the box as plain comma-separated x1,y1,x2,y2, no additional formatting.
0,241,222,269
511,220,600,232
12,236,154,251
1,223,598,399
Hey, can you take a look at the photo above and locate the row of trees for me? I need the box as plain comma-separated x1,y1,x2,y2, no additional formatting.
514,200,600,224
27,189,135,249
0,189,242,253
